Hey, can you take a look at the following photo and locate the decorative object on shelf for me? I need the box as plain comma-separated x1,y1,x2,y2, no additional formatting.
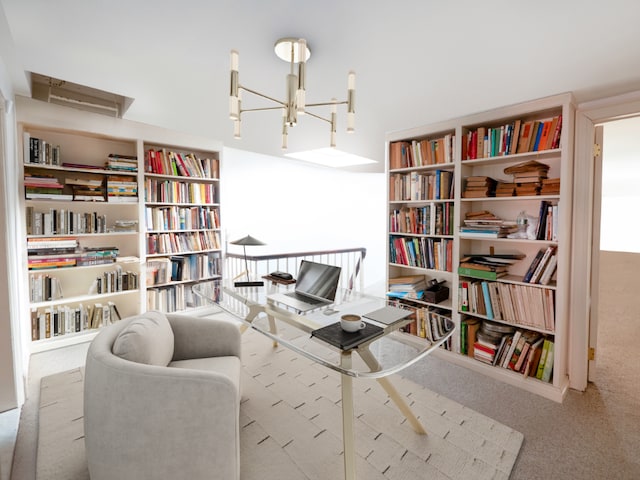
229,38,355,148
230,234,266,287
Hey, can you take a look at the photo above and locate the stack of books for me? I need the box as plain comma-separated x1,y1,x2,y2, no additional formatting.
473,321,515,365
494,181,516,197
387,275,427,300
107,175,138,203
65,177,105,201
462,176,497,198
24,174,70,200
459,211,518,239
540,177,560,195
504,160,550,196
458,252,524,280
105,154,138,172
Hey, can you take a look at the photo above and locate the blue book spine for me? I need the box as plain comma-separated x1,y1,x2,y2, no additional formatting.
481,281,494,319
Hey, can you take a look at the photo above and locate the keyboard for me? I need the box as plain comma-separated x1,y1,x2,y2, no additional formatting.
284,291,324,305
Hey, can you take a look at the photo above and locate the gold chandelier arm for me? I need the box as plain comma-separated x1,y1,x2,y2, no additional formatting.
241,106,285,113
303,110,331,124
239,86,286,106
305,100,348,108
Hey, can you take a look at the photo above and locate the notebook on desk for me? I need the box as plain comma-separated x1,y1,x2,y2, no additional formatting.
267,260,342,312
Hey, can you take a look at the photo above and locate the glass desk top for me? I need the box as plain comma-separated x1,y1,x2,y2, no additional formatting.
193,279,455,379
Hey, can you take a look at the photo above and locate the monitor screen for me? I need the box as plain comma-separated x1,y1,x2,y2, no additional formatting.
295,260,342,301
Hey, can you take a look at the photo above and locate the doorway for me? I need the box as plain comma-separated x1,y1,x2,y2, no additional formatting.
590,117,640,387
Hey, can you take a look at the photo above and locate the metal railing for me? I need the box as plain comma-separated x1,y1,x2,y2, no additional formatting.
225,247,367,292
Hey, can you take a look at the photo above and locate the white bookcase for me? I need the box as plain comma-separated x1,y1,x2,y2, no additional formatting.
15,96,223,353
142,142,222,312
385,93,575,401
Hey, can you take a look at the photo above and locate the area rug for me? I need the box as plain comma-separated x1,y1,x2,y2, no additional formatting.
36,328,523,480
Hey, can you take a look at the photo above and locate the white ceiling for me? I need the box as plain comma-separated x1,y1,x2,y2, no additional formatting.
2,0,640,172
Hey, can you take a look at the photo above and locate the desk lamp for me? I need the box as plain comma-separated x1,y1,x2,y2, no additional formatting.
230,234,265,287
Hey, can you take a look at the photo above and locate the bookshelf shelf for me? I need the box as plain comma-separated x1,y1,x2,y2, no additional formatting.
30,289,140,309
460,195,561,202
386,93,575,401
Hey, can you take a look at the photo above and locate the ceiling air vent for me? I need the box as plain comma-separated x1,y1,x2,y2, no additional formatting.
30,72,133,118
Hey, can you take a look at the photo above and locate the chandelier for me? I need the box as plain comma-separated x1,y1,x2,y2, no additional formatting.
229,38,355,149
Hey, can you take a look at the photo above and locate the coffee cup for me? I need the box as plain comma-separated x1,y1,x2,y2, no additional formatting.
340,314,365,332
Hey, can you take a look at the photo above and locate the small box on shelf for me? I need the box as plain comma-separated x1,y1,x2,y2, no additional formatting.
423,280,449,304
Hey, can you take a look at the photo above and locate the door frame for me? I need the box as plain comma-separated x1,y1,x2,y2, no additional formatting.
570,89,640,390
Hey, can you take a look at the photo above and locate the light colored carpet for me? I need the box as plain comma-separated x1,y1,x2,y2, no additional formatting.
36,328,523,480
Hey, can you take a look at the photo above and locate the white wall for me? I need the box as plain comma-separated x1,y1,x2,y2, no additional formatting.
601,118,640,253
221,148,387,294
0,54,23,409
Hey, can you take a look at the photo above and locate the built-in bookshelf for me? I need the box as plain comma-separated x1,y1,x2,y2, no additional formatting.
20,124,142,353
16,96,224,353
143,144,222,313
386,93,575,402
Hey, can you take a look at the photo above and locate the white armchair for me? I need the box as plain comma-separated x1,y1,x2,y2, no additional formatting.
84,311,241,480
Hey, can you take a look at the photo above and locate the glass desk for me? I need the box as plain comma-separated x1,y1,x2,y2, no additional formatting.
193,279,455,480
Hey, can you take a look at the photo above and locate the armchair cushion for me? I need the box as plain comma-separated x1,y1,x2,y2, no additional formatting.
112,311,174,366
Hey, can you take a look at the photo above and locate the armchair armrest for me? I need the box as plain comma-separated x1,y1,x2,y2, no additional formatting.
85,350,240,480
167,314,241,361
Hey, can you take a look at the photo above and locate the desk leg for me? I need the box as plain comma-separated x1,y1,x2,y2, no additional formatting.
267,314,278,348
340,352,357,480
356,347,427,435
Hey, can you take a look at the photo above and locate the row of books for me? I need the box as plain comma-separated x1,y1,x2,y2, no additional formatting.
389,236,453,272
522,246,558,285
91,268,139,294
458,278,555,332
144,178,217,204
146,252,222,286
464,115,562,160
30,301,122,341
389,202,454,236
145,205,220,232
389,170,454,201
462,176,560,198
534,200,559,241
29,274,63,302
145,149,219,179
462,319,554,382
146,231,221,255
390,298,452,348
389,134,456,169
26,207,110,235
24,135,61,165
147,282,216,313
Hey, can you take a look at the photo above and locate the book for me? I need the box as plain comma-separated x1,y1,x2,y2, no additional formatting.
523,248,546,283
536,339,551,379
458,267,507,280
541,340,555,382
310,321,384,351
529,246,556,284
521,337,545,377
481,282,493,319
539,254,558,285
465,319,481,357
502,330,522,368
